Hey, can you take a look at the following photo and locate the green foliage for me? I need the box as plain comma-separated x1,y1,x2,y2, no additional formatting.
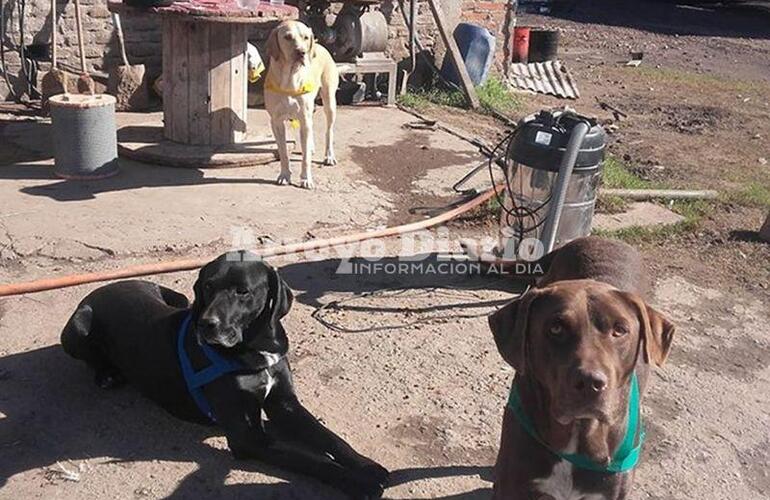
724,181,770,208
600,156,654,190
398,75,520,116
632,66,764,94
594,199,714,244
670,199,714,221
476,76,520,114
593,220,697,244
595,194,629,214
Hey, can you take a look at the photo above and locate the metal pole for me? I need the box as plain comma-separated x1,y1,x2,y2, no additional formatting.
540,121,590,253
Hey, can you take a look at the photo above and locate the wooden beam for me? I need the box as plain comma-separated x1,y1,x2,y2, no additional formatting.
426,0,480,109
502,0,518,77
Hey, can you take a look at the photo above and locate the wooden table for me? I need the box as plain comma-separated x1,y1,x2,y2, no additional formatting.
108,0,297,146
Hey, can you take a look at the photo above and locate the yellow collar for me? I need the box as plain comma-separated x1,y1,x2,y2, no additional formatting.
248,63,264,83
264,74,316,96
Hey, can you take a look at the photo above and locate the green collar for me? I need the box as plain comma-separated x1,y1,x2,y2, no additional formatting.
507,373,645,473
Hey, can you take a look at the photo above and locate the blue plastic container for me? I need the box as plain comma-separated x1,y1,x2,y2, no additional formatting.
441,23,496,87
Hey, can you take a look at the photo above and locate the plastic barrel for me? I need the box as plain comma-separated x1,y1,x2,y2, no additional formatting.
49,94,119,180
440,23,496,87
512,26,531,63
528,30,559,62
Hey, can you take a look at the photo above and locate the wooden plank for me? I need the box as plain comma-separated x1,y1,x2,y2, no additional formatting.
229,24,247,143
187,22,211,145
161,17,174,140
168,20,190,143
502,0,517,76
209,23,233,145
386,65,396,106
426,0,480,109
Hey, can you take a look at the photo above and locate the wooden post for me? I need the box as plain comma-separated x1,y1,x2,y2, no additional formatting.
426,0,480,109
502,0,518,77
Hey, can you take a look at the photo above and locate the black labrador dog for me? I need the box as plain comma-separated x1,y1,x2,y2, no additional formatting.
61,251,389,498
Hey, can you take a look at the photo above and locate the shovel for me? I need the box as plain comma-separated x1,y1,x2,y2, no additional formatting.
107,13,149,111
73,0,95,94
40,0,70,108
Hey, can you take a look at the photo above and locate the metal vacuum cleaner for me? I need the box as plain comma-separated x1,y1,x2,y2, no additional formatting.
462,108,607,264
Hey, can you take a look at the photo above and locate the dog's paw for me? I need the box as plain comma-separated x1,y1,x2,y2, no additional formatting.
342,462,388,499
343,476,386,500
359,462,389,489
300,177,314,190
276,172,291,186
323,155,337,167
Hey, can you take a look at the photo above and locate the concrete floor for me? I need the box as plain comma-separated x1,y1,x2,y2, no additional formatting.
0,107,481,282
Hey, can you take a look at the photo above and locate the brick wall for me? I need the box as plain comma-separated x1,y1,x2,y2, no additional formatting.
382,0,507,71
0,0,507,100
0,0,161,98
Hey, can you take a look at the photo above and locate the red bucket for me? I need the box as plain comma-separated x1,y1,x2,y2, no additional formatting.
512,26,531,63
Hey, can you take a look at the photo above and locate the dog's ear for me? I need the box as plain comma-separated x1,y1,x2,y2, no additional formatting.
642,303,676,367
190,265,208,321
266,25,283,63
267,266,293,331
617,291,676,367
309,34,317,58
488,289,543,374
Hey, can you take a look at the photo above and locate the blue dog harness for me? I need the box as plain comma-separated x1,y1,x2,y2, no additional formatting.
177,312,245,422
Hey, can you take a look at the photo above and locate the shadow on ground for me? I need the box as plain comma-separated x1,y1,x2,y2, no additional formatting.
550,0,770,39
0,119,282,201
279,254,525,311
0,161,278,202
0,345,495,499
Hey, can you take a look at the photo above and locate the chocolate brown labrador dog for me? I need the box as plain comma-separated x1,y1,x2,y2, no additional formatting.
488,236,675,500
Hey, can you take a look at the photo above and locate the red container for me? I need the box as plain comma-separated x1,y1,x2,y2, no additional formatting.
512,26,531,63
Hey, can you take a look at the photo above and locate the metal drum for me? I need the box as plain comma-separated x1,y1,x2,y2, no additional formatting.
49,93,119,179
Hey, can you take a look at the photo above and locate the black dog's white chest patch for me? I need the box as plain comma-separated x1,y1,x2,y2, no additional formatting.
236,352,285,398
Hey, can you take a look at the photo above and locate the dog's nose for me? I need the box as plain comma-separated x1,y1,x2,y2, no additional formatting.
198,316,220,331
572,369,608,393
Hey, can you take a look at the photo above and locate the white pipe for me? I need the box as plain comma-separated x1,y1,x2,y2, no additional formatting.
602,189,719,201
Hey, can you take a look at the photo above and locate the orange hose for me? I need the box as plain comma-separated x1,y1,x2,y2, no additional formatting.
0,185,501,297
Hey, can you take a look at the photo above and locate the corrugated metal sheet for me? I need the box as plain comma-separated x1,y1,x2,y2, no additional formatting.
507,60,580,99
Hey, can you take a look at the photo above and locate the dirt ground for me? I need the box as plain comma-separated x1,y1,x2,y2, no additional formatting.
1,1,769,499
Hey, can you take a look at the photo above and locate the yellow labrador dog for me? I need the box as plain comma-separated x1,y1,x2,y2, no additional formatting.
265,21,339,190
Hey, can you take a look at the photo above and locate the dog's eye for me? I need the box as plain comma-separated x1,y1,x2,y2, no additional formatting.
236,288,249,296
613,322,630,337
204,282,213,293
548,321,565,339
284,34,293,41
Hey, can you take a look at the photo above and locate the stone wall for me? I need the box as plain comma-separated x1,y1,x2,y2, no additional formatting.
0,0,507,100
